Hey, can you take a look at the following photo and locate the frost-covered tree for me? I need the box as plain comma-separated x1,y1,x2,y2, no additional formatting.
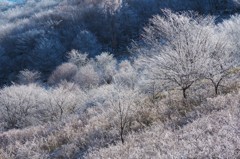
48,83,86,121
67,49,89,67
108,88,142,144
18,69,41,85
48,63,78,85
0,84,49,130
136,10,214,98
73,63,100,89
203,32,237,95
219,14,240,60
113,60,138,89
94,52,117,84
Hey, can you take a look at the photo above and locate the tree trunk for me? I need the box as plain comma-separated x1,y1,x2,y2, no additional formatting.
182,88,187,99
213,78,223,95
120,127,124,144
214,84,218,95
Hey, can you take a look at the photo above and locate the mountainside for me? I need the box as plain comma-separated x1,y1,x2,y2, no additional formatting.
0,1,240,158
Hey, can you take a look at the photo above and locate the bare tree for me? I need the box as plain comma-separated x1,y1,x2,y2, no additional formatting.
48,83,86,121
136,10,214,98
109,88,140,144
203,32,238,95
0,84,48,130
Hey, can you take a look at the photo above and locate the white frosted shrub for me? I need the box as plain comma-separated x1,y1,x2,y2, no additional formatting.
0,84,48,130
18,69,41,85
219,14,240,60
86,84,116,109
67,49,89,67
48,62,78,85
48,82,87,121
0,82,87,130
95,52,117,84
113,60,138,89
104,87,145,143
198,91,240,115
73,63,100,89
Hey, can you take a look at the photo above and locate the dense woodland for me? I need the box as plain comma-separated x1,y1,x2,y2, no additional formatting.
0,0,240,158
